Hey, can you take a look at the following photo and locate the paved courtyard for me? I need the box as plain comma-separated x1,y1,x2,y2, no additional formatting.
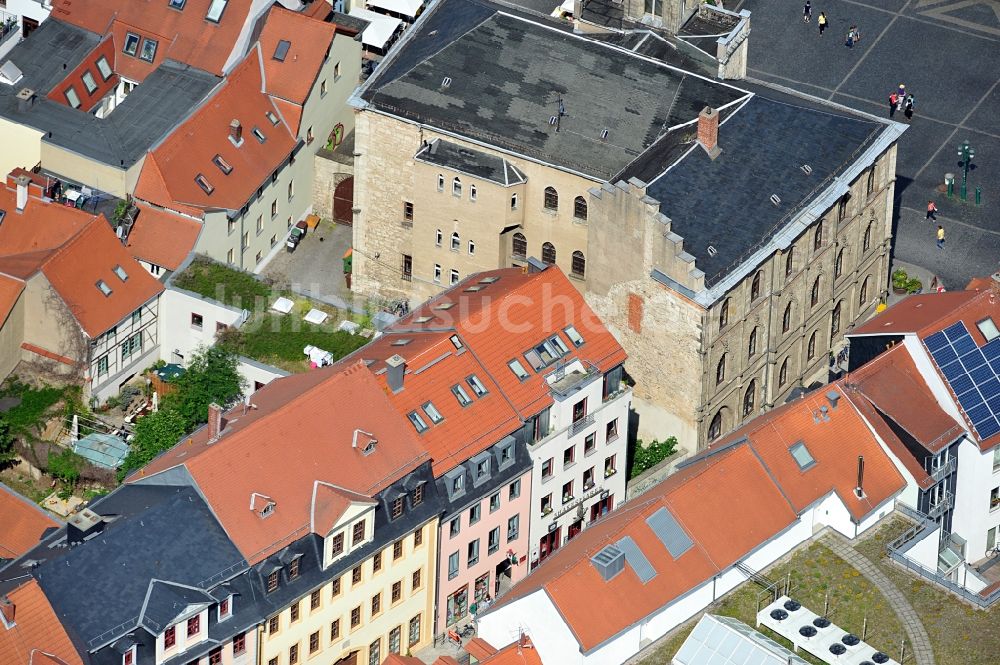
738,0,1000,288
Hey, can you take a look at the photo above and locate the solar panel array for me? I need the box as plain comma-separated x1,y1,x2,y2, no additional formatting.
924,322,1000,441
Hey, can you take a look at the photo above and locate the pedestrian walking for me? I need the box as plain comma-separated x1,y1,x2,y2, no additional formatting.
845,25,861,47
897,83,906,99
936,225,945,249
803,1,811,22
904,94,914,121
889,92,898,118
818,12,827,35
926,200,938,220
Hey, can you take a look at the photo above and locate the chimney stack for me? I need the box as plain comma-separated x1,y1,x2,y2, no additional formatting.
697,106,721,160
0,596,14,626
208,402,223,440
15,174,30,213
854,455,865,499
15,87,34,113
385,355,405,392
229,119,242,143
826,389,841,410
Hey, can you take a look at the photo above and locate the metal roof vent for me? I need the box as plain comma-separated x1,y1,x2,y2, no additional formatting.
800,164,813,175
770,194,781,206
707,245,717,257
600,128,609,141
548,115,558,126
441,76,452,88
590,544,625,581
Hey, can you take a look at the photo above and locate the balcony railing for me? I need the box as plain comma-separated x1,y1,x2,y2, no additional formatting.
928,457,956,483
927,492,953,519
570,413,595,437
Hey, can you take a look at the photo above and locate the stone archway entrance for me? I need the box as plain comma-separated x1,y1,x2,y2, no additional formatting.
332,175,354,226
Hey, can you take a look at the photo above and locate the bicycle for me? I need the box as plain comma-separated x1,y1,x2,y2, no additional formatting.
988,545,1000,558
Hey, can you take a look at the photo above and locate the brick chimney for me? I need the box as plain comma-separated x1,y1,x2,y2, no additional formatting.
208,402,223,440
0,596,14,626
15,174,30,213
697,106,721,160
229,119,242,144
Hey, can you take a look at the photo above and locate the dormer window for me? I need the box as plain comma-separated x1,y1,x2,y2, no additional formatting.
218,596,233,621
140,38,158,63
260,502,275,518
330,532,344,557
288,557,300,580
391,496,404,520
412,483,424,507
266,569,279,593
352,519,366,546
164,625,176,649
95,56,113,80
123,33,140,57
123,645,136,665
452,474,463,493
186,614,200,637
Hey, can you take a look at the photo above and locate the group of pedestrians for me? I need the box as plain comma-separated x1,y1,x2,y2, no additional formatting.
802,3,853,43
888,84,916,121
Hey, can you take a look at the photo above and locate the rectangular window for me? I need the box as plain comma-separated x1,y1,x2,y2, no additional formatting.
389,625,402,654
352,565,362,585
371,592,381,616
448,552,459,579
96,56,113,80
208,647,222,665
81,71,98,94
393,539,404,560
330,619,340,640
330,532,344,557
488,526,500,554
289,643,298,665
541,494,552,514
564,445,575,467
373,551,382,573
288,180,294,201
412,568,421,590
368,639,381,665
572,398,587,423
449,516,460,538
123,32,140,56
467,539,480,567
311,589,321,611
584,433,596,455
140,38,158,62
507,514,519,542
271,200,277,218
309,631,320,654
290,600,300,622
219,597,231,619
233,632,246,655
542,458,553,478
353,520,366,546
509,479,521,500
120,333,141,361
434,264,441,283
469,503,481,525
391,496,405,520
409,615,421,647
191,312,204,329
606,418,619,443
241,231,249,250
65,87,81,109
268,616,279,633
562,480,574,503
403,201,414,221
331,577,341,597
605,454,617,477
490,492,500,513
351,606,361,628
164,626,176,649
334,62,342,79
392,580,402,603
97,355,109,376
187,615,200,637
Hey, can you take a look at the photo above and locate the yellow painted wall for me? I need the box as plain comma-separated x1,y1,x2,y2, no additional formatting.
39,142,129,197
0,291,25,383
0,118,43,176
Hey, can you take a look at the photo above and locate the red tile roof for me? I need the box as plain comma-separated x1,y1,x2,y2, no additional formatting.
136,48,298,213
0,180,162,338
0,580,82,665
134,362,429,563
50,0,255,77
125,205,202,270
45,37,119,112
355,266,627,476
259,7,337,105
490,445,797,652
41,218,164,337
466,637,543,665
0,484,58,560
849,344,965,453
0,276,24,327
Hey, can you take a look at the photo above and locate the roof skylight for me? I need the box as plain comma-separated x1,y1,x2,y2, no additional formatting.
96,280,112,297
113,265,128,282
206,0,228,22
977,317,999,342
789,442,815,471
195,174,215,195
212,154,233,175
273,40,291,62
252,127,266,143
265,111,280,126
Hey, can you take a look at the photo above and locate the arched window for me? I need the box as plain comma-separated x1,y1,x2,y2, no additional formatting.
469,184,477,202
743,381,756,417
451,232,460,251
811,276,821,307
512,232,527,258
510,193,519,210
573,196,587,221
838,195,849,221
778,358,789,387
863,224,872,252
860,276,870,306
785,248,795,279
543,187,558,211
813,223,823,251
748,327,758,358
716,355,726,385
719,298,730,330
435,229,443,247
571,251,586,278
867,168,876,196
782,302,792,333
831,301,843,336
541,242,556,265
751,271,762,301
452,177,462,197
807,331,817,360
468,239,476,255
708,411,723,442
835,249,844,278
437,174,444,191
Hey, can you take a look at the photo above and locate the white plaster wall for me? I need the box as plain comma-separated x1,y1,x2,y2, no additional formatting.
158,288,246,364
478,590,583,665
903,521,941,571
237,357,287,397
951,436,1000,561
805,493,858,538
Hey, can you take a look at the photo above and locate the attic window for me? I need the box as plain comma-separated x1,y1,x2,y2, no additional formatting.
451,384,472,407
467,374,487,397
206,0,228,22
789,442,815,471
422,401,443,424
479,276,499,284
600,128,609,141
64,87,81,109
273,40,291,62
464,285,484,292
113,265,129,282
407,411,428,433
195,174,215,195
449,335,463,350
259,502,276,518
265,111,280,126
564,325,584,347
390,338,411,346
435,302,454,311
169,0,186,8
81,71,97,94
441,76,452,88
96,280,112,297
123,33,140,56
252,127,266,143
413,316,432,324
140,38,159,63
977,317,999,342
95,56,113,81
800,164,813,175
213,154,233,175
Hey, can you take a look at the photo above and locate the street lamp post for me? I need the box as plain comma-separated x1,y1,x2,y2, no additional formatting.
957,140,975,201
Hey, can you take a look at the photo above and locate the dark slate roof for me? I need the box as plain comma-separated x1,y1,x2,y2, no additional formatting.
32,484,246,652
0,19,219,169
415,138,526,185
360,0,746,179
139,581,216,634
647,95,884,287
331,10,372,34
585,30,717,76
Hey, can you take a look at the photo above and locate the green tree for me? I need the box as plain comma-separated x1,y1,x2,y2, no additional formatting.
164,347,245,430
116,409,188,482
0,419,16,467
48,448,85,486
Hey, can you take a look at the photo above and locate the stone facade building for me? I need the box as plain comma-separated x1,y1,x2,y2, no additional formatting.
349,0,905,450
